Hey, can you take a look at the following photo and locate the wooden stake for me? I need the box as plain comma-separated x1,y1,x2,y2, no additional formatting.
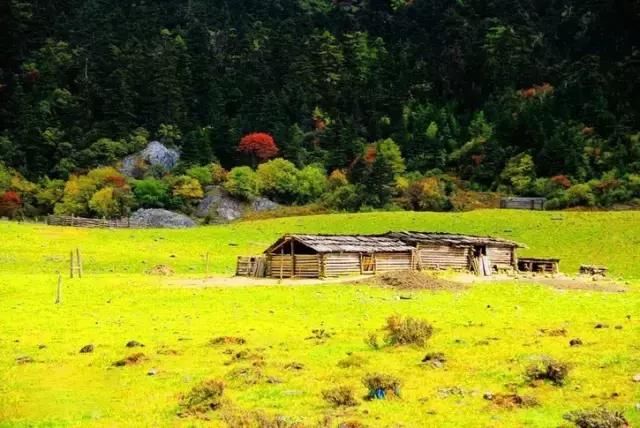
76,248,83,278
55,273,62,304
70,251,74,278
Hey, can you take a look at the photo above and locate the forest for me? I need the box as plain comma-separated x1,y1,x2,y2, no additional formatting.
1,0,640,218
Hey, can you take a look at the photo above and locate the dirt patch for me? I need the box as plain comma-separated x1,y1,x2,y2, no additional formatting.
421,352,446,368
486,393,539,409
224,349,265,366
146,264,174,276
518,276,627,293
112,352,147,367
126,340,144,348
15,355,34,364
358,271,465,291
209,336,246,346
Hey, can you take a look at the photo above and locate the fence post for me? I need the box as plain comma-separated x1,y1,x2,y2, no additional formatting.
76,248,83,278
55,273,62,304
70,251,74,278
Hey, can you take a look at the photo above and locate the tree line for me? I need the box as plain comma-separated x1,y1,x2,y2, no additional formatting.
1,0,640,217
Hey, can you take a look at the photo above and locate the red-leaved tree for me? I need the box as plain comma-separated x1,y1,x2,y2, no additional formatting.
238,132,278,166
0,191,22,219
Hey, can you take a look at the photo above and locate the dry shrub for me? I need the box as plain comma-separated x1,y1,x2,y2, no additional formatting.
539,328,567,337
225,349,265,366
525,358,569,386
384,315,433,347
112,352,147,367
564,408,629,428
364,332,379,350
225,366,264,386
178,379,224,417
338,422,366,428
322,386,358,407
209,336,246,346
337,354,368,369
421,352,446,367
491,393,539,409
362,373,402,399
222,409,306,428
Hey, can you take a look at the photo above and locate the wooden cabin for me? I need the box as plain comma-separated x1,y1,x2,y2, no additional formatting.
260,234,415,279
387,232,523,276
500,197,546,210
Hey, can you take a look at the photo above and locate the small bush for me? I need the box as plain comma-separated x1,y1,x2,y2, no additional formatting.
112,352,147,367
337,354,368,369
383,314,433,347
224,166,260,200
222,409,304,428
322,386,358,407
178,379,224,417
564,408,628,428
225,366,264,386
525,358,569,386
362,373,402,399
364,332,379,350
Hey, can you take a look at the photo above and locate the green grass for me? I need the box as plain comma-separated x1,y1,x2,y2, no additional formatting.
0,210,639,427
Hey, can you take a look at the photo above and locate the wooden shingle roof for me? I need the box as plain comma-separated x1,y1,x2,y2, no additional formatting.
265,234,414,254
386,231,523,248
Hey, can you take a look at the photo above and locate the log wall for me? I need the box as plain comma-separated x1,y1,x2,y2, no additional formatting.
417,244,469,270
375,252,414,272
324,253,361,277
487,246,515,269
267,255,320,278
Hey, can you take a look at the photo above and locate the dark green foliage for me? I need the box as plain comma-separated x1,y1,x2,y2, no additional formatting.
1,0,639,209
133,179,170,208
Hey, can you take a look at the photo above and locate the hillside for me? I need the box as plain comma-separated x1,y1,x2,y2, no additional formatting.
1,0,640,217
1,210,638,278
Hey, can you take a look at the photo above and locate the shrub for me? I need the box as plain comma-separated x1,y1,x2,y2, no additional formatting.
525,358,569,386
178,379,225,417
322,386,358,407
362,373,402,399
186,165,214,187
565,183,595,207
564,408,628,428
407,177,450,211
296,165,328,203
256,158,299,203
211,163,228,185
337,354,368,369
172,175,204,200
89,187,120,218
0,191,22,218
328,169,348,189
323,184,360,211
133,178,170,208
364,332,380,350
224,167,260,200
383,315,433,347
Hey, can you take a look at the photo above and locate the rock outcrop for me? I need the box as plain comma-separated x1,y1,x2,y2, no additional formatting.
121,141,180,177
130,209,196,228
195,186,279,222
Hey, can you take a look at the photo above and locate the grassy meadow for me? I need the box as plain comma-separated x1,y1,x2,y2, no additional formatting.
0,210,639,427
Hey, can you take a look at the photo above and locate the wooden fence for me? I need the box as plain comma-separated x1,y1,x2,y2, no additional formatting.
500,197,546,210
47,215,142,229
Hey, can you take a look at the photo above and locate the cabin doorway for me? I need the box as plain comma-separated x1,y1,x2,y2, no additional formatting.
361,254,375,274
472,246,492,276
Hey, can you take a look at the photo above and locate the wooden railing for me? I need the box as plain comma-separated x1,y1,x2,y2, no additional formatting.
47,215,142,229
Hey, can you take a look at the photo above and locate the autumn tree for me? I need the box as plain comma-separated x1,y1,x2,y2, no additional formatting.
238,133,278,167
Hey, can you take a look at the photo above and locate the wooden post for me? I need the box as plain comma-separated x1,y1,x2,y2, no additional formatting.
70,251,74,278
291,240,296,279
279,245,284,280
76,248,83,278
55,273,62,304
